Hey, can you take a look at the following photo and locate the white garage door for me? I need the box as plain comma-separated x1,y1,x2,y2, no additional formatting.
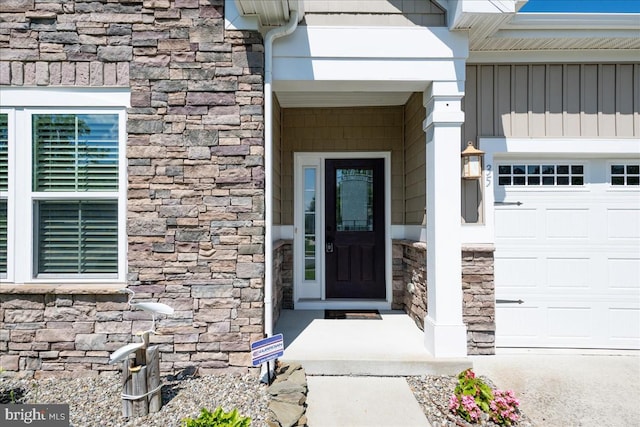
494,158,640,349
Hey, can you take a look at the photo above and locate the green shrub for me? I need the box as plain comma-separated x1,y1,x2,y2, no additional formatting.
182,407,251,427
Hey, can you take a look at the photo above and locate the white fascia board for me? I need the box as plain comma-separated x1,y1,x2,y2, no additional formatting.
274,26,468,60
480,137,640,156
507,13,640,30
468,49,640,63
494,28,640,39
0,87,130,108
224,0,259,31
449,0,518,28
272,26,468,84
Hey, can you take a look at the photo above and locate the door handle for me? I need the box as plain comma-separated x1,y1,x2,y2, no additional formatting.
326,241,334,253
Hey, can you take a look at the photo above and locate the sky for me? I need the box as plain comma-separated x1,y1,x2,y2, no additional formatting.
520,0,640,13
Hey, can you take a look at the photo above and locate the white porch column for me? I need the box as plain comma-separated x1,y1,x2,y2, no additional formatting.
422,81,467,358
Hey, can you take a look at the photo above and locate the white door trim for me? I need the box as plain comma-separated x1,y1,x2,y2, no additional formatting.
293,152,392,310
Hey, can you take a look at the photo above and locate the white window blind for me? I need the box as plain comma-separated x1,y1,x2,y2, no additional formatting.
37,201,118,274
33,114,119,192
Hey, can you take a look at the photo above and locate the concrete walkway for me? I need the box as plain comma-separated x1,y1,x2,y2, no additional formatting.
305,376,431,427
275,310,469,376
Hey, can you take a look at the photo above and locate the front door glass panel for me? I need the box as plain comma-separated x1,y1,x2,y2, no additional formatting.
335,168,373,232
304,167,316,281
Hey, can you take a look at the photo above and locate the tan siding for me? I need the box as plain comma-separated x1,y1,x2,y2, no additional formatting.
531,65,546,136
599,65,616,136
281,106,404,225
273,95,282,225
464,63,639,141
462,63,640,223
582,64,599,137
303,0,446,27
403,92,426,225
564,64,581,136
513,65,529,135
547,65,564,134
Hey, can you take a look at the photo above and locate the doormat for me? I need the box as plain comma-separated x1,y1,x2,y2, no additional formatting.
324,310,382,320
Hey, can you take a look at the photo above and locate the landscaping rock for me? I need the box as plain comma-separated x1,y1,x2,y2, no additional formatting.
267,362,308,427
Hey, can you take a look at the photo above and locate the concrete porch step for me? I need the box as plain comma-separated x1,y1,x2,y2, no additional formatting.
274,309,471,376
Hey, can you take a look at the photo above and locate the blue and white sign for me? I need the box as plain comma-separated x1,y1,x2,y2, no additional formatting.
251,334,284,366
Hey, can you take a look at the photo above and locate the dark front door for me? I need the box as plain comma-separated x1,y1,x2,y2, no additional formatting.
325,158,385,299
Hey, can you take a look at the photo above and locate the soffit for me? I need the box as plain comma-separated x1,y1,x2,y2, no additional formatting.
234,0,304,26
456,12,640,51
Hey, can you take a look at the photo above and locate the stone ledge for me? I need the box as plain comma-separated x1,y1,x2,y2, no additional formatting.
273,239,293,251
0,283,126,295
393,239,427,250
462,243,495,252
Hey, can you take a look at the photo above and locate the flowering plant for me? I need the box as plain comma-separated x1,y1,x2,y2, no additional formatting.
449,369,520,425
490,389,520,425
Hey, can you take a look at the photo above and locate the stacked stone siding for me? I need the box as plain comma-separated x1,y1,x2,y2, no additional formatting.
461,245,495,355
394,240,427,326
393,240,496,355
1,291,130,378
273,240,293,324
1,0,266,376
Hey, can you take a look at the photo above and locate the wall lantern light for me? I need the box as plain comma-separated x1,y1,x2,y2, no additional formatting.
461,141,484,179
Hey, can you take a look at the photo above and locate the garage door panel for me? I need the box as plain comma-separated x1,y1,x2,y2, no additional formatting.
546,208,589,239
496,306,542,343
547,258,591,288
547,307,593,338
607,258,640,289
607,208,640,239
608,308,640,342
495,208,537,238
495,256,539,288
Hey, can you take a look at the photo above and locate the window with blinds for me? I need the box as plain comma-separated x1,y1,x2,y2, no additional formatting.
0,113,7,274
37,201,118,274
33,114,119,192
33,113,119,275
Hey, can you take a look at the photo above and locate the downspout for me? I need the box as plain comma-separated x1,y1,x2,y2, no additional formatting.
264,11,299,342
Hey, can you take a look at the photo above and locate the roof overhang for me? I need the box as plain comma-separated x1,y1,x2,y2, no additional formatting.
234,0,304,28
446,1,640,53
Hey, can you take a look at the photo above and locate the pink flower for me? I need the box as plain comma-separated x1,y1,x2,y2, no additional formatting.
449,395,460,411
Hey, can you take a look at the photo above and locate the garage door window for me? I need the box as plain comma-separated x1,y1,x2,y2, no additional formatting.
611,164,639,186
498,164,584,186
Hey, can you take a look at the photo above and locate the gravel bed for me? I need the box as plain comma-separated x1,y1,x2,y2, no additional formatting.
0,371,270,427
408,375,534,427
2,372,534,427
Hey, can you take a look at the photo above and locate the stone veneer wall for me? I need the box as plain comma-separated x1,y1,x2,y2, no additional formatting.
393,240,496,355
394,240,427,327
273,240,293,324
461,246,495,355
0,0,266,376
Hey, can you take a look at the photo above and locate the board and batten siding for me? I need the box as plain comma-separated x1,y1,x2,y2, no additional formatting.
403,92,427,225
464,63,639,141
462,63,640,223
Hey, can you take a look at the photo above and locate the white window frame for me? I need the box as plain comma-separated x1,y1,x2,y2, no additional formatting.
0,88,129,284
